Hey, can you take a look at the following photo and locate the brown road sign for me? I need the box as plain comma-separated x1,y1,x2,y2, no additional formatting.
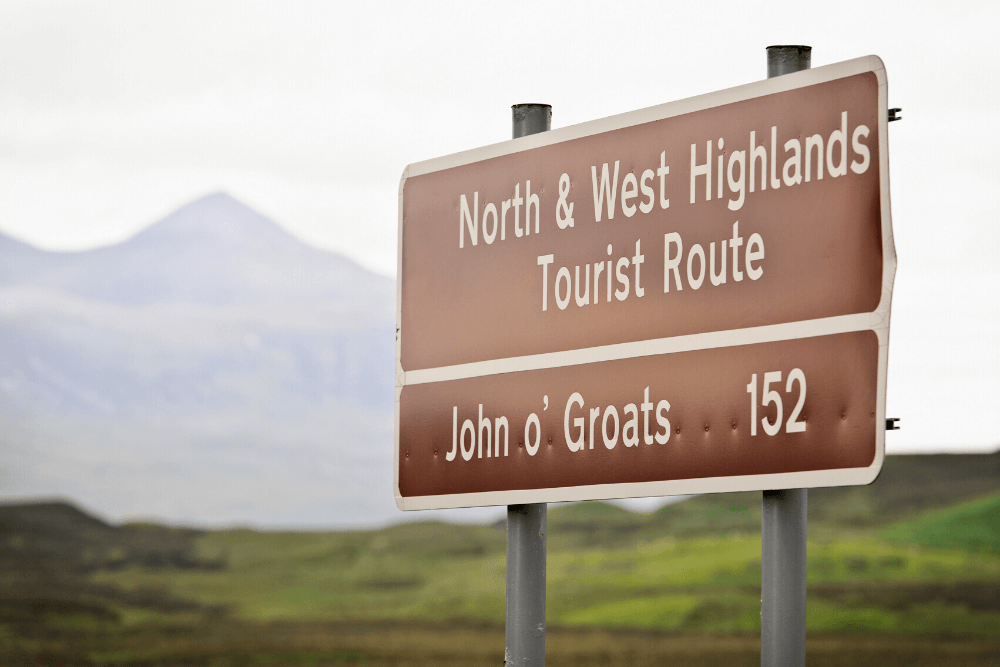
395,56,895,510
400,331,878,508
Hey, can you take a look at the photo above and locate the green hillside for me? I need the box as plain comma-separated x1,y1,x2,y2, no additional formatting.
882,492,1000,552
1,453,998,666
548,452,1000,547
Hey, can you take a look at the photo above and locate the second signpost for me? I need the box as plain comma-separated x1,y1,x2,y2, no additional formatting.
761,44,812,667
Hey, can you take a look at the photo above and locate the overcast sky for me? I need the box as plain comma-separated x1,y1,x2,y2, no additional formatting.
2,0,998,453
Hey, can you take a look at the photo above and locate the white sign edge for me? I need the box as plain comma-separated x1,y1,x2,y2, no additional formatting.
393,54,895,511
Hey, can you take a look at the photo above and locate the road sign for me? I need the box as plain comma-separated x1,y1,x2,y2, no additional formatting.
395,56,895,510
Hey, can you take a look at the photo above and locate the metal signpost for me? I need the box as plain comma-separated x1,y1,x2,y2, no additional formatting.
506,104,551,667
761,45,812,667
394,49,895,666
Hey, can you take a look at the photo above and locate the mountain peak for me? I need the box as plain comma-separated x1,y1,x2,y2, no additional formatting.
132,192,302,251
2,192,392,308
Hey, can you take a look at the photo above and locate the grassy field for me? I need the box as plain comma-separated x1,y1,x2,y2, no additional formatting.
2,453,998,665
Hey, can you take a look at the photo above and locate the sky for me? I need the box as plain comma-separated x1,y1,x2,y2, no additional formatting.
1,0,998,455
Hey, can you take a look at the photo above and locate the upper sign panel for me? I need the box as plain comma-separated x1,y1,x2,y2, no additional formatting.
399,61,886,373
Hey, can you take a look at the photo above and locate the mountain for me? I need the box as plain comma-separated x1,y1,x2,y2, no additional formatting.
0,194,400,527
0,193,395,415
14,194,389,308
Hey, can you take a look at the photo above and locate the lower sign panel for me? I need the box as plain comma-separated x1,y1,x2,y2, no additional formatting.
397,331,880,508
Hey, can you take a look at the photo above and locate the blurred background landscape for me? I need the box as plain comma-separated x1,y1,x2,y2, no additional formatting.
1,452,998,665
2,1,999,665
1,195,997,663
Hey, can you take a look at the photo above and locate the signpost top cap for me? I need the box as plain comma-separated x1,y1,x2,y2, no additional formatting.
766,45,812,77
511,104,551,139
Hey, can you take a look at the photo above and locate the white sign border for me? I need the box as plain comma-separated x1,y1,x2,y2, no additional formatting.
394,55,894,511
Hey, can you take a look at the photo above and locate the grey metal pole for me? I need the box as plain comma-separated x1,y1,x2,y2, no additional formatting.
506,503,547,666
761,46,810,667
506,103,551,667
762,488,808,666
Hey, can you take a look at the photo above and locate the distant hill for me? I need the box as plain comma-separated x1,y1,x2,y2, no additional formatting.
3,452,996,559
547,452,1000,548
0,501,224,627
882,493,1000,552
0,193,399,527
0,501,219,573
